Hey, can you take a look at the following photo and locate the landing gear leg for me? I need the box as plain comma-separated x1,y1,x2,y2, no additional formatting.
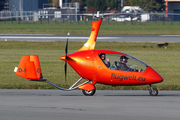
149,85,158,96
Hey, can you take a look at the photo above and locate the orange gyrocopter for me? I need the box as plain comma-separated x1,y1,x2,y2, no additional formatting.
14,18,163,96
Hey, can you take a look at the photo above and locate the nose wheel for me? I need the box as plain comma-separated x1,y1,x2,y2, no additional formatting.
149,85,158,96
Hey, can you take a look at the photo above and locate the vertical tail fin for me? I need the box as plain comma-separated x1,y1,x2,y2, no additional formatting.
15,55,43,80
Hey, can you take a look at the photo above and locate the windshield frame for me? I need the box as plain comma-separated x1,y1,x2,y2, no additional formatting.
126,54,149,67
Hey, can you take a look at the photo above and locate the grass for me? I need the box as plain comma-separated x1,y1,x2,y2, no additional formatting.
1,41,180,90
0,20,180,35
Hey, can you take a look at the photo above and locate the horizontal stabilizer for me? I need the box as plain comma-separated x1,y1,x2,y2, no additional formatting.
15,55,43,80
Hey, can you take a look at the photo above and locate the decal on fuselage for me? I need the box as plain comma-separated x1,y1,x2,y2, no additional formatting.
111,73,146,81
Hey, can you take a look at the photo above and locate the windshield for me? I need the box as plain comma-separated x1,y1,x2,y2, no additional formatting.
99,53,148,72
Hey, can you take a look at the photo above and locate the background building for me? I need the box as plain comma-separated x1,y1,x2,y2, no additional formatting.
165,0,180,20
0,0,9,11
0,0,48,11
59,0,71,8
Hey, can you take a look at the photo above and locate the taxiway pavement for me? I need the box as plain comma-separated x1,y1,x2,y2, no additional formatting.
0,89,180,120
0,34,180,42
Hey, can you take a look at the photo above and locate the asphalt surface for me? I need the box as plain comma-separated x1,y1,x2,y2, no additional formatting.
0,89,180,120
0,34,180,42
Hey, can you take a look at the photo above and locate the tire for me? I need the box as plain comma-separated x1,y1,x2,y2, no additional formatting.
82,89,96,96
149,88,158,96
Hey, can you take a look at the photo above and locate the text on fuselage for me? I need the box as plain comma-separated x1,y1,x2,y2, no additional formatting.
111,73,146,81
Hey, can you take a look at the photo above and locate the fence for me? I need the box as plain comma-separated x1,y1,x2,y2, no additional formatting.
0,11,35,21
0,10,180,25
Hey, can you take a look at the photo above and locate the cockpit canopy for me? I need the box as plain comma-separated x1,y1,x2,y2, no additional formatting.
99,53,148,72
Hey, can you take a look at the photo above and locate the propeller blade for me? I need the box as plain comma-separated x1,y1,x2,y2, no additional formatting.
65,38,68,57
64,38,68,83
64,61,67,83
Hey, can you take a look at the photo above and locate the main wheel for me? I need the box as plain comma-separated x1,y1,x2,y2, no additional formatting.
149,88,158,96
82,89,96,96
